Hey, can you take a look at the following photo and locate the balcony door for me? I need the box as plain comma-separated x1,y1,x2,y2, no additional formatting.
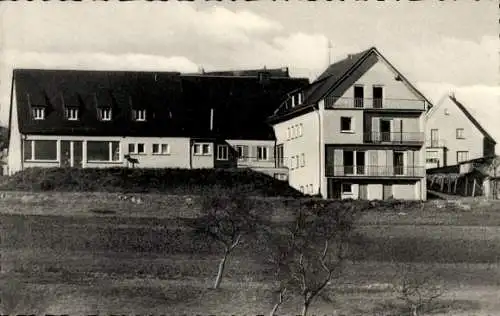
373,86,383,108
380,119,391,142
394,151,404,175
356,151,366,175
354,85,364,108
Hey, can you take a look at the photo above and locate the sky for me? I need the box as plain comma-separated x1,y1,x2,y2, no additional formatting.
0,1,498,146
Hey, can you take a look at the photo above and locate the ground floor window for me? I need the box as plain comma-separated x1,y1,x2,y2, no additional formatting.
341,183,352,194
217,145,229,160
87,141,120,162
193,143,211,155
23,140,57,161
274,173,287,181
152,143,170,155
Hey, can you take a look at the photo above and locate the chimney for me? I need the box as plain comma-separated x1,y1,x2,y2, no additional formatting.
210,108,214,131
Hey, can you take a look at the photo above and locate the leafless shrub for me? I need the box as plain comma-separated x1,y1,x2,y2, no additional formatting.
265,199,360,316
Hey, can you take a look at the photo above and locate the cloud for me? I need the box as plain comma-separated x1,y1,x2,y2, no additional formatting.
390,35,498,86
2,50,200,73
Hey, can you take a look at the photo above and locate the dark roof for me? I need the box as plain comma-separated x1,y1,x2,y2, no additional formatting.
269,47,433,123
12,69,309,140
449,95,497,144
190,67,290,78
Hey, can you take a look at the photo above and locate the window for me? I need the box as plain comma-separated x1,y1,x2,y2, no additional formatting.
295,155,300,169
128,143,145,154
274,173,287,181
217,145,229,160
456,128,464,139
32,107,45,120
65,108,79,121
286,128,291,140
298,124,303,137
194,143,211,155
340,117,352,132
300,153,305,167
457,151,469,163
152,144,170,155
202,144,211,155
257,146,268,160
23,140,57,161
342,183,352,194
300,186,304,193
87,141,120,162
99,108,112,121
133,109,147,122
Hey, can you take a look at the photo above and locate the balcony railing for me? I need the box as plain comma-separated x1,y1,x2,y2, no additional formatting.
425,139,447,148
325,165,425,177
324,96,426,111
364,132,424,144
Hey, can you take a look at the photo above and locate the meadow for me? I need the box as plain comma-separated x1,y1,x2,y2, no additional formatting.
0,192,499,315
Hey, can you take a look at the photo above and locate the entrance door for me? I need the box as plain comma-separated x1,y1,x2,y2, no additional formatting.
381,119,391,142
60,141,71,167
74,141,83,168
383,184,393,200
359,184,368,199
327,179,342,199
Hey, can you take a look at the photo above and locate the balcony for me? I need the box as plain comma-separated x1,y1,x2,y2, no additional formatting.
325,165,425,178
364,132,424,145
425,138,447,148
324,96,426,111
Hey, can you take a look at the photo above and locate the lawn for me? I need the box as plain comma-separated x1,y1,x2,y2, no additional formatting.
1,192,500,315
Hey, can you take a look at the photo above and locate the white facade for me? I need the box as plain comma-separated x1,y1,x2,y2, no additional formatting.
272,49,428,200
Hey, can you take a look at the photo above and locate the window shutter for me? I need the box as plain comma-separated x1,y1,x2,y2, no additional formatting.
386,150,394,175
369,150,378,176
407,150,414,176
334,148,343,176
268,146,275,161
372,117,380,142
242,145,249,161
251,146,258,161
393,118,402,142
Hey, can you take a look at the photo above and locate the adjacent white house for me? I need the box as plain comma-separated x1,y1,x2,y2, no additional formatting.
7,68,308,178
425,94,496,169
269,47,432,200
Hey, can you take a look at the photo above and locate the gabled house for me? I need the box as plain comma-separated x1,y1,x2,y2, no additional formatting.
425,95,496,169
7,68,309,177
268,47,432,200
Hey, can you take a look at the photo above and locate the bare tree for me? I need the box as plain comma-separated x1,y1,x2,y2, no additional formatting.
266,199,358,316
186,191,265,289
392,263,446,316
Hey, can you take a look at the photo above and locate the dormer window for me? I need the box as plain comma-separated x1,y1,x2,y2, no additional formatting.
65,107,79,121
132,109,147,122
99,107,112,121
32,107,45,120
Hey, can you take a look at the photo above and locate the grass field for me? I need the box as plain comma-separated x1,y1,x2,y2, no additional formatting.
1,192,500,315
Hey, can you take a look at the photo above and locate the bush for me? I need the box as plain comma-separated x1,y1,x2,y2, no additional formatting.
1,167,304,197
